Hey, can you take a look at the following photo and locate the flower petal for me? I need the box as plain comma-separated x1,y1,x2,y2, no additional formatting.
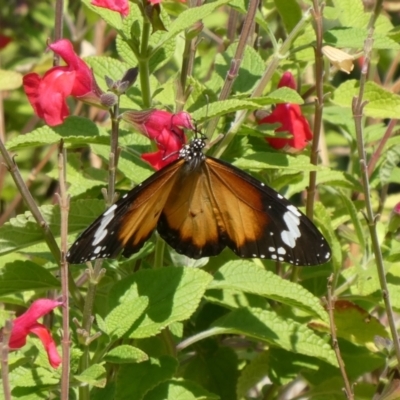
29,323,62,368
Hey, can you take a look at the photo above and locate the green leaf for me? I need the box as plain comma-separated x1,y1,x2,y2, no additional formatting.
81,0,124,31
115,356,178,400
314,202,342,273
213,44,265,94
144,378,219,400
152,0,231,52
339,191,366,249
0,69,22,91
109,267,213,338
212,307,338,366
103,296,149,340
0,200,105,256
0,260,60,296
332,80,400,119
104,345,149,364
209,260,328,321
332,0,393,33
6,117,110,151
192,99,260,122
91,142,154,184
232,153,319,172
274,0,302,33
9,366,59,387
75,364,107,388
333,301,389,346
324,27,400,50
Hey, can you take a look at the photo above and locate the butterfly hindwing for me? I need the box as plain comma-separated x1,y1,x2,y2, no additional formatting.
66,160,183,264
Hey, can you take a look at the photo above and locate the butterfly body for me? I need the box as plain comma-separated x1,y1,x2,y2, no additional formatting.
67,138,331,266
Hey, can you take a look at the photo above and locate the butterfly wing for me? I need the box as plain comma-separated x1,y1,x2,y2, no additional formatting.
66,160,183,264
203,157,331,265
157,164,224,258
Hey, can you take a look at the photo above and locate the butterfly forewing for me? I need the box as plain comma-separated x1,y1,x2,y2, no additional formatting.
204,157,330,265
67,137,331,266
66,160,183,264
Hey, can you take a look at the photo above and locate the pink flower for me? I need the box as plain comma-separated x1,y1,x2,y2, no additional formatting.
91,0,129,16
23,39,103,126
8,299,63,368
122,110,194,170
258,72,313,151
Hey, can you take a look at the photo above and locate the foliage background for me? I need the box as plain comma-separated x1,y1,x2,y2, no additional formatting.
1,0,400,399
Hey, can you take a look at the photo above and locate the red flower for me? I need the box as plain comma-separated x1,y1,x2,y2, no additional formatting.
8,299,63,368
258,72,313,150
0,35,12,50
91,0,129,16
23,39,103,126
122,110,194,170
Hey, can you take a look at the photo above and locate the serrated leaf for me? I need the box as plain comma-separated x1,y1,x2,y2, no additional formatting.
109,267,213,338
115,356,178,400
209,260,327,321
144,378,220,400
6,116,109,151
332,300,389,346
0,200,105,256
104,345,148,364
332,80,400,119
152,0,231,52
0,260,60,296
211,307,337,366
232,152,319,172
213,44,265,94
85,56,132,91
75,364,107,388
324,27,400,50
91,143,154,184
81,0,124,31
192,99,260,122
9,366,59,387
104,296,149,339
0,69,22,91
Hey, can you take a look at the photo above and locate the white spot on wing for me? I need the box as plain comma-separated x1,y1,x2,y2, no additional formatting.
268,246,276,252
104,204,117,216
286,204,301,217
93,246,102,254
277,247,286,255
92,210,115,246
281,210,301,248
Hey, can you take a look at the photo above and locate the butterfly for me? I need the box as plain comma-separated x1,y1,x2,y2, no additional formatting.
66,137,331,266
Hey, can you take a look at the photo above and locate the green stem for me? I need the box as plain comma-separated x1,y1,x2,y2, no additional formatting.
138,20,152,108
351,0,400,367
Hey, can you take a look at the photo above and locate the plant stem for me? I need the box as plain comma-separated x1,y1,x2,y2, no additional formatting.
138,20,152,108
212,8,311,158
107,104,121,206
352,0,400,366
305,0,325,220
205,0,259,140
0,316,13,400
58,143,71,400
327,275,354,400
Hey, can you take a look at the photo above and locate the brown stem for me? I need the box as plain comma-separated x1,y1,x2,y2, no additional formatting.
326,275,354,400
205,0,259,139
306,1,325,220
0,317,13,400
57,143,71,400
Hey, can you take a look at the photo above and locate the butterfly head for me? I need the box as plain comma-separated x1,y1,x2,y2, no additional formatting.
179,138,206,169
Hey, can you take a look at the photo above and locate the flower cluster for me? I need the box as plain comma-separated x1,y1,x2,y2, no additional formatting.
23,39,104,127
